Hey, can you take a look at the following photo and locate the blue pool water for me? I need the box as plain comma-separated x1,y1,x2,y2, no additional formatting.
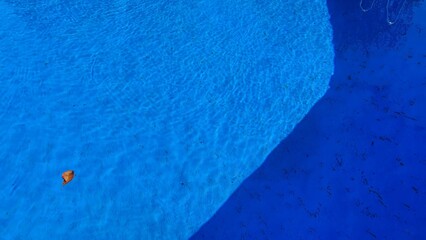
0,1,333,239
193,1,426,239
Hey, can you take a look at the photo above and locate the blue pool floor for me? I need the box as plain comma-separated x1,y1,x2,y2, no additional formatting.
0,1,424,239
192,1,426,239
0,1,333,239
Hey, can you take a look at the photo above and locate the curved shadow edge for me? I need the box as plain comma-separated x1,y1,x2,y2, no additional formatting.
190,0,426,239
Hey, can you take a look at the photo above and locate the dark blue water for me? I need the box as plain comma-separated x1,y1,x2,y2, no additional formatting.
0,0,335,239
192,0,426,239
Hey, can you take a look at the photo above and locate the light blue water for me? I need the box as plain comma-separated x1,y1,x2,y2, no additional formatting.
0,0,333,239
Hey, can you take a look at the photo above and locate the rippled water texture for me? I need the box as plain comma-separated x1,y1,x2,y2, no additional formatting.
0,0,333,239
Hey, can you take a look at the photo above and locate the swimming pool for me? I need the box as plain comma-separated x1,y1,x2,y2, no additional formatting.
0,0,333,239
193,1,426,239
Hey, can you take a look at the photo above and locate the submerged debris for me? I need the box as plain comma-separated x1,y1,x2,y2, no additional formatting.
62,170,75,185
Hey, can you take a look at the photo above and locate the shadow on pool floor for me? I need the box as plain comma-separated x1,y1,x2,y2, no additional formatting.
191,0,426,239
